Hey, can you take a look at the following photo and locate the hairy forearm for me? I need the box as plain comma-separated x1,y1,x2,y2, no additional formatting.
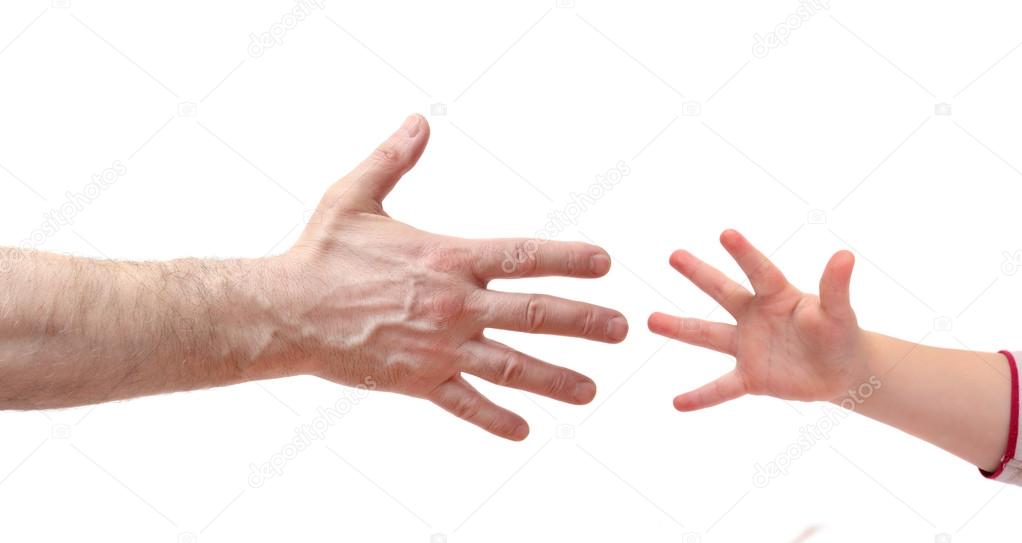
843,331,1011,472
0,115,627,442
0,248,290,408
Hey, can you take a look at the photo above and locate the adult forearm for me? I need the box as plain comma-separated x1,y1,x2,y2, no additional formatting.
0,115,627,440
0,249,287,408
846,332,1011,472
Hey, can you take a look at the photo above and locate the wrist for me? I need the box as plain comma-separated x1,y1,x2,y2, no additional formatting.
856,330,889,381
826,328,881,406
206,255,312,382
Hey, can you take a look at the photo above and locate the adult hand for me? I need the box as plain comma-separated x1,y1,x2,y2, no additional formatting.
258,114,628,440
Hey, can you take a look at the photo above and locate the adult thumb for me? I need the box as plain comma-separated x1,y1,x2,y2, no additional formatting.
327,114,430,214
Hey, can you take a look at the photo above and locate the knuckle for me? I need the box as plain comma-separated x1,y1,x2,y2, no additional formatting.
563,249,579,276
483,415,511,436
421,245,465,273
710,281,727,301
735,372,754,394
713,379,727,399
421,291,467,329
674,317,691,336
371,144,401,166
687,259,704,280
505,240,538,276
525,296,545,332
450,394,481,420
696,323,710,343
496,351,527,386
580,309,597,337
545,370,569,396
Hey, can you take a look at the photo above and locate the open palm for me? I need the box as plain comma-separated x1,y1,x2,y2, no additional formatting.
648,230,866,411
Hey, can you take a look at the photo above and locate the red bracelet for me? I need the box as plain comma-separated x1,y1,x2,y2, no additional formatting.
982,351,1019,479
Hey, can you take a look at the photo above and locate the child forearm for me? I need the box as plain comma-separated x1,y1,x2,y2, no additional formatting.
848,332,1012,473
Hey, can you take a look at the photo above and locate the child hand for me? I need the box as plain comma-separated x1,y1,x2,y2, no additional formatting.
648,230,866,411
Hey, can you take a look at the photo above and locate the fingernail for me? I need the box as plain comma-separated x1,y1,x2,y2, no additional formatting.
512,423,529,440
605,316,628,342
573,381,596,403
590,254,611,275
401,114,421,137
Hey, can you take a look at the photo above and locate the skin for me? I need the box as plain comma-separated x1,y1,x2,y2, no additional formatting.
649,229,1012,473
0,114,629,441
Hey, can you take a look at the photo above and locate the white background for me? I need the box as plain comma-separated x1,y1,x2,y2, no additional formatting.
1,1,1021,541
